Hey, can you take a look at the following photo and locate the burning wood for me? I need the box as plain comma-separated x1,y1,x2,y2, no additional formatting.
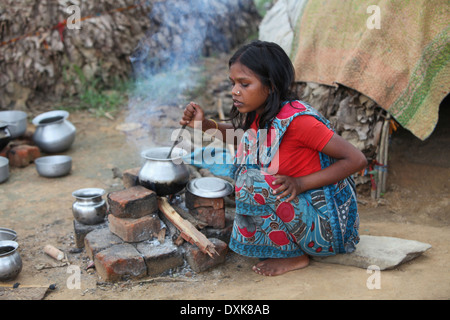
158,197,218,257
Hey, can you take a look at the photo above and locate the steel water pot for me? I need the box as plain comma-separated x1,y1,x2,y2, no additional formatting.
0,240,22,281
138,147,190,196
32,110,76,153
72,188,107,225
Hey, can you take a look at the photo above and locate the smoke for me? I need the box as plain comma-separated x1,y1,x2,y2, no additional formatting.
124,0,260,159
124,0,231,152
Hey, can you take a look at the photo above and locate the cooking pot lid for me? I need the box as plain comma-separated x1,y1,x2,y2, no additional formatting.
186,177,233,198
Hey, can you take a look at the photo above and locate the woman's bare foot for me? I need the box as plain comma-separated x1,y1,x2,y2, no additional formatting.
252,255,309,276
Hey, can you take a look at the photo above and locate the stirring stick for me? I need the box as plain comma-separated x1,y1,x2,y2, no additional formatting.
167,105,195,159
167,123,187,159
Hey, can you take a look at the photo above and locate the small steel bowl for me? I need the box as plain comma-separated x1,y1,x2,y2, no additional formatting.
0,228,17,241
35,155,72,178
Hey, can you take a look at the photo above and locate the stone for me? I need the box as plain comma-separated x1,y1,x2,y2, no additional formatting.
107,186,157,219
136,239,184,276
108,213,161,243
312,235,432,270
183,238,228,273
94,243,147,282
84,227,123,260
73,219,108,249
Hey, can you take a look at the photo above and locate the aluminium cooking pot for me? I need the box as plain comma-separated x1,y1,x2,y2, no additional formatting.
0,240,22,281
0,111,27,139
138,147,190,196
32,110,76,153
0,122,11,150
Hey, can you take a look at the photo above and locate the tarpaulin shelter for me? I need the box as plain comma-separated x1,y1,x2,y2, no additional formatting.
260,0,449,141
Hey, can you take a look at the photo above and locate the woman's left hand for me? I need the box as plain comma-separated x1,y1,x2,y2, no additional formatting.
271,175,302,202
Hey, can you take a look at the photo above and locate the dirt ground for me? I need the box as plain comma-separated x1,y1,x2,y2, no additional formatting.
0,58,449,301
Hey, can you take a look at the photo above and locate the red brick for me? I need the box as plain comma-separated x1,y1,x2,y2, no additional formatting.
122,167,140,188
200,218,233,243
185,191,224,210
7,145,40,167
108,213,161,242
107,186,157,218
94,243,147,282
189,206,225,229
73,219,109,249
183,238,228,273
0,145,11,157
136,241,184,276
83,227,123,259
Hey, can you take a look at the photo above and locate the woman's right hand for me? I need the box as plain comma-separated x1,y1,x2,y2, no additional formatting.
180,102,205,129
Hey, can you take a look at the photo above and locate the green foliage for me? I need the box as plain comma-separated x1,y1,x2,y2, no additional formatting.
58,64,131,118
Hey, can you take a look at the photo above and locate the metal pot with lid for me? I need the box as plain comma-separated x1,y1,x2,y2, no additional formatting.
186,177,233,198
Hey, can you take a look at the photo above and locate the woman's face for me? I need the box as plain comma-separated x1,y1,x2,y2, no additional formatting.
229,61,269,115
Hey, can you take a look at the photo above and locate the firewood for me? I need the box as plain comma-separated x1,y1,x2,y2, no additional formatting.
158,197,218,257
159,207,182,244
172,203,208,229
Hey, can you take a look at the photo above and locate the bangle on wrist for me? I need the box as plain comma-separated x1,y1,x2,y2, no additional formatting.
208,118,219,135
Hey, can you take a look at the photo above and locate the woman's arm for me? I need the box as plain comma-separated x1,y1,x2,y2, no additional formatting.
272,133,368,202
181,102,234,142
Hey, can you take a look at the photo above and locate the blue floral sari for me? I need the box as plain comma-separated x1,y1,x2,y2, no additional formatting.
228,101,360,258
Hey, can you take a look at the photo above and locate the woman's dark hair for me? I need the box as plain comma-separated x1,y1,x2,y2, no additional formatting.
228,40,299,130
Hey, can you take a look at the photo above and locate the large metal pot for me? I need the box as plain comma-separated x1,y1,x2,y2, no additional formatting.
0,156,9,184
0,111,27,139
0,122,11,150
0,240,22,281
138,147,190,196
32,110,76,153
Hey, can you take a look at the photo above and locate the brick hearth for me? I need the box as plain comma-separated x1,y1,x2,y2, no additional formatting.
73,173,231,282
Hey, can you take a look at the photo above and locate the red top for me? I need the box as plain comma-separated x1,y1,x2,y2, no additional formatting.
250,104,334,177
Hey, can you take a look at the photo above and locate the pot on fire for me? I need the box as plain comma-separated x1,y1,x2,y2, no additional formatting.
138,147,190,196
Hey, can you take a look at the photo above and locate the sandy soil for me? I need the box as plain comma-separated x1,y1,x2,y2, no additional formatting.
0,59,449,301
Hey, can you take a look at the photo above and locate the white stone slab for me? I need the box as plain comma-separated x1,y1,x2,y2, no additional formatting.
312,235,432,270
